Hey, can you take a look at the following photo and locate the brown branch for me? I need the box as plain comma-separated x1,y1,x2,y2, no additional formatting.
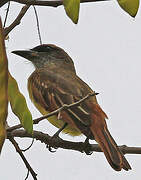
8,135,37,180
4,5,30,37
7,92,98,132
3,2,10,28
8,129,141,155
0,0,9,7
1,0,111,37
0,0,111,8
25,170,30,180
21,138,34,152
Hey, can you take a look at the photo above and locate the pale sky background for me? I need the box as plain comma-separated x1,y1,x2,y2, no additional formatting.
0,1,141,179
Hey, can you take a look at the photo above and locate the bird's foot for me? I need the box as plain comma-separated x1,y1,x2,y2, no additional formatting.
46,123,68,153
46,144,58,153
83,137,93,155
46,132,60,153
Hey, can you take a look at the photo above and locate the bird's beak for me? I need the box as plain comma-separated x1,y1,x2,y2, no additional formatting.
12,50,38,60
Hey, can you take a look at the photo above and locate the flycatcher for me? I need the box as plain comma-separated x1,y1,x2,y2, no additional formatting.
12,44,131,171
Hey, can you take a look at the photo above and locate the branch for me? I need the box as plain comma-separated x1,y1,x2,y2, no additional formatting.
33,6,42,45
1,0,111,36
4,5,30,37
0,0,111,8
7,92,98,132
0,0,8,7
8,135,37,180
8,129,141,155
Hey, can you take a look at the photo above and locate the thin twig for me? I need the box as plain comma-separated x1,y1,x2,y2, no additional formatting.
7,92,98,132
33,92,98,124
21,138,34,152
8,0,110,7
8,135,37,180
25,170,29,180
33,6,42,45
3,1,10,28
4,5,30,37
8,129,141,155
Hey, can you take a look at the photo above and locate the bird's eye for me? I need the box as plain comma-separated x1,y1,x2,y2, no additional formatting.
31,45,53,52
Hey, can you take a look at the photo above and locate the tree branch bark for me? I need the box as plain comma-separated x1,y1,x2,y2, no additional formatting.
7,129,141,155
1,0,111,36
4,5,30,37
8,135,37,180
0,0,111,8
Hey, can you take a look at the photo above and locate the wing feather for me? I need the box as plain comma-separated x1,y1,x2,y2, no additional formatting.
28,69,93,126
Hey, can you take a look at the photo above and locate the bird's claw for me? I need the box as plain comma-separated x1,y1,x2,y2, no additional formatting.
83,137,93,155
46,133,60,153
46,123,68,153
46,144,58,153
85,149,93,155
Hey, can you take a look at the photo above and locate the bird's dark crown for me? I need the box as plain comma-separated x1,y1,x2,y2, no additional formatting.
31,44,61,53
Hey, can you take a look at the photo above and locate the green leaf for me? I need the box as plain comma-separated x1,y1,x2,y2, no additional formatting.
117,0,139,17
63,0,80,24
8,73,33,134
0,17,8,153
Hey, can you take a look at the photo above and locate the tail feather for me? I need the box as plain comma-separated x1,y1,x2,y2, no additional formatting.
90,104,131,171
103,126,131,171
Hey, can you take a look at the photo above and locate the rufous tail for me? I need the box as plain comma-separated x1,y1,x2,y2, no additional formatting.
90,104,131,171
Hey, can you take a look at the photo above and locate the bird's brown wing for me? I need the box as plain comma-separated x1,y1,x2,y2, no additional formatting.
28,68,98,136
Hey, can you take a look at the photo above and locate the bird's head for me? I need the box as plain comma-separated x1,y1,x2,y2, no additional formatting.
12,44,74,69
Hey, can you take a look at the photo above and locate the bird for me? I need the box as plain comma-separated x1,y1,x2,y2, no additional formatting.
12,44,131,171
